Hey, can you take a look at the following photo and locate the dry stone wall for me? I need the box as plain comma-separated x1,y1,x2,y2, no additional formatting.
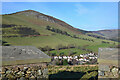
1,63,49,80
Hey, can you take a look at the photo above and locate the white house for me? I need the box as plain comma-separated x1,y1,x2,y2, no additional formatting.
89,57,95,59
68,56,73,59
79,58,84,61
80,54,83,57
73,56,78,59
54,56,58,59
67,58,72,62
88,53,94,56
63,56,67,59
58,56,62,59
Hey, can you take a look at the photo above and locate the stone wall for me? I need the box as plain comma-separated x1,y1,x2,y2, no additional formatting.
1,63,49,80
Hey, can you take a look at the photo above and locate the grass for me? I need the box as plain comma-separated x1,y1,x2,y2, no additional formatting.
49,48,89,56
48,65,98,79
2,33,117,54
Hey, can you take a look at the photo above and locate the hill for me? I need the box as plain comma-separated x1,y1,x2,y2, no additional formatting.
86,29,119,42
1,10,118,55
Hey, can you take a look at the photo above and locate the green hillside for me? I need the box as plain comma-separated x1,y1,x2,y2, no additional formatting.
1,10,118,55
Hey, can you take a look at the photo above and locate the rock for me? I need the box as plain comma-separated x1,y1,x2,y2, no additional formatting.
19,77,26,80
112,67,118,77
2,77,8,80
38,70,42,75
23,67,28,71
26,71,31,74
104,71,109,77
29,75,36,80
42,69,48,75
6,74,14,79
25,74,30,78
37,76,43,80
98,71,105,76
42,68,48,78
17,71,24,77
6,70,11,74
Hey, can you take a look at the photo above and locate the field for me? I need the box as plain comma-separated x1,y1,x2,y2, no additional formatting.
49,48,89,56
2,33,117,54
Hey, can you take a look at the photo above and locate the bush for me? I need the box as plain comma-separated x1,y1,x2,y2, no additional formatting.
63,59,68,65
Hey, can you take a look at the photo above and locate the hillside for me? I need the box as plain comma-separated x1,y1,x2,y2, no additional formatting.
87,29,119,42
1,10,118,55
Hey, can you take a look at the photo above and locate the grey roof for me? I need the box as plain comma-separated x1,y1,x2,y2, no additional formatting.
2,46,51,65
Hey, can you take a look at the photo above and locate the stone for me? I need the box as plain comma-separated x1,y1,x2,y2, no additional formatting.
26,71,31,74
112,67,118,77
38,70,42,75
37,76,43,80
25,74,30,78
98,71,105,76
104,71,109,77
19,77,26,80
17,71,24,77
6,70,11,74
42,68,48,75
6,74,14,79
2,77,8,80
30,75,36,80
23,67,28,71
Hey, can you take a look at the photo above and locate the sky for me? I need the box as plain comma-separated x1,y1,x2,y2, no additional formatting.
2,2,118,31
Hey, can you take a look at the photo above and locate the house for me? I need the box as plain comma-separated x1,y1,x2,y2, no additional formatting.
63,56,67,59
88,53,94,56
58,56,62,59
54,56,58,59
73,56,78,59
80,54,83,57
79,58,84,61
67,58,72,62
89,57,95,59
67,56,72,59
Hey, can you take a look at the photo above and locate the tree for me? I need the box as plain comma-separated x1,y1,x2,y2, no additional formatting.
63,59,68,65
73,35,77,38
46,26,51,30
60,52,64,56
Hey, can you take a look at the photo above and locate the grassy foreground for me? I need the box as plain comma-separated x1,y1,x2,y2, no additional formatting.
48,65,98,80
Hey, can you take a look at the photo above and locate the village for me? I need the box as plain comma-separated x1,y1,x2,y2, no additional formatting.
51,53,98,65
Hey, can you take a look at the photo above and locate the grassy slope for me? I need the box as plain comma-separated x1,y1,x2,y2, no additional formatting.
49,48,89,56
2,13,118,54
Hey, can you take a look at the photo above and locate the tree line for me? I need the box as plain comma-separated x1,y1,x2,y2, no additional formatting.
38,44,93,56
46,26,94,42
2,24,40,37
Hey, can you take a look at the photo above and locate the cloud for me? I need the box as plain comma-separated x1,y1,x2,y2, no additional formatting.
75,4,89,15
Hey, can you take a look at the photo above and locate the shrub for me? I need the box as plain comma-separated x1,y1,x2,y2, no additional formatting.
63,59,68,65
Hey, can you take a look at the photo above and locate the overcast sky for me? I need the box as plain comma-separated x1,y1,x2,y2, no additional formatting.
2,2,118,31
